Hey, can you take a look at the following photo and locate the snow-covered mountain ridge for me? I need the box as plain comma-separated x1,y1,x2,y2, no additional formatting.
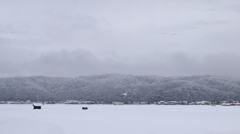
0,74,240,101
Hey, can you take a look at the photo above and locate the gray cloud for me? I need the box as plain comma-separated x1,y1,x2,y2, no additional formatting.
1,50,240,80
225,4,240,12
193,20,231,26
0,0,240,79
140,24,196,35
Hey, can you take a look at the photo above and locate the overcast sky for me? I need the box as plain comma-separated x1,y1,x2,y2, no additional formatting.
1,0,240,79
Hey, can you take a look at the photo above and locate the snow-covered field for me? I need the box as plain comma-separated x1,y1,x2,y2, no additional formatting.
0,105,240,134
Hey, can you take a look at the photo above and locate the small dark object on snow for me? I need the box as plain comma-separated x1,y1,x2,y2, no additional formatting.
82,107,88,110
33,104,41,110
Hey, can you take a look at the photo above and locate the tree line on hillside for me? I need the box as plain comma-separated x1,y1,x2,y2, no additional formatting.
0,74,240,102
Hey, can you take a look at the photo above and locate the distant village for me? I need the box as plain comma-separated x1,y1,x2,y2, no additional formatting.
0,100,240,106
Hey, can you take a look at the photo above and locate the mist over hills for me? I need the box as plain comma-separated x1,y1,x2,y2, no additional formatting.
0,74,240,102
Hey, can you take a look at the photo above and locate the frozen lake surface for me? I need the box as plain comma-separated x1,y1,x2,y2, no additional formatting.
0,104,240,134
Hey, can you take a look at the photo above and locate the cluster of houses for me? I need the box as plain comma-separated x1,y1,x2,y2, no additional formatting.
0,100,240,106
157,101,240,106
0,100,32,104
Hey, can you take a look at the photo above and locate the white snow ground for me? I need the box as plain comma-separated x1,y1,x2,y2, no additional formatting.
0,118,64,134
0,105,240,134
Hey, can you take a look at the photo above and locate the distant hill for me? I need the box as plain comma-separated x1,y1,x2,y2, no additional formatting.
0,74,240,102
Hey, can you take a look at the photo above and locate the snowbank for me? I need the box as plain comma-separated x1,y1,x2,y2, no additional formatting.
0,118,65,134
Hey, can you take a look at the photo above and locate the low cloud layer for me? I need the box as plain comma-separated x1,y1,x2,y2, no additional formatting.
1,49,240,80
